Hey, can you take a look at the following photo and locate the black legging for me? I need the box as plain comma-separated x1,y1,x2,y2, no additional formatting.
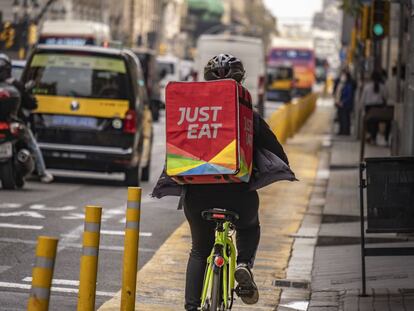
183,187,260,310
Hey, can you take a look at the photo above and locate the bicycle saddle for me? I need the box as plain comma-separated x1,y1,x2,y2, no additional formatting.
201,208,239,223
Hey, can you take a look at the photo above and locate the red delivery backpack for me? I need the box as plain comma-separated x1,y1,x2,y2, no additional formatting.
165,79,253,184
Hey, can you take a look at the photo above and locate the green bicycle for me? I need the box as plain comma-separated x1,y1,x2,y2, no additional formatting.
200,208,240,311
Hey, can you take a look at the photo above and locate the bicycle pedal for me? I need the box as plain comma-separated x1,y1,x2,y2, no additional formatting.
235,286,254,297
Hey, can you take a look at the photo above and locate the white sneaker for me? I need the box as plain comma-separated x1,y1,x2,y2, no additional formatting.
40,172,54,183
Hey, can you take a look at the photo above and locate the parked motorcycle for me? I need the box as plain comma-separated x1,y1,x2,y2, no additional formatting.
0,82,34,189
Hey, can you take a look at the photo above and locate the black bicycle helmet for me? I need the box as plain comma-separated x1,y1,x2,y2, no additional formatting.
204,53,245,83
0,53,12,82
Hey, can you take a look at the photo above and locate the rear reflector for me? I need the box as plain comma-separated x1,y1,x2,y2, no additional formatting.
212,213,226,219
0,89,10,99
0,122,9,130
123,109,137,134
214,256,225,267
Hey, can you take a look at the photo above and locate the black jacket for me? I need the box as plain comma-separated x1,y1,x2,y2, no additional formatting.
6,78,37,123
151,112,296,199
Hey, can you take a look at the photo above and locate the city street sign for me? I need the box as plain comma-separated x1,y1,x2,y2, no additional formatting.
365,157,414,232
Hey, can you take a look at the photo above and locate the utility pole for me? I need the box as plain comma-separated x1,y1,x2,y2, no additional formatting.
400,0,414,155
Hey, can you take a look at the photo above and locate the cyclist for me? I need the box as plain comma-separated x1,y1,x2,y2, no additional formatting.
152,53,293,311
0,54,53,183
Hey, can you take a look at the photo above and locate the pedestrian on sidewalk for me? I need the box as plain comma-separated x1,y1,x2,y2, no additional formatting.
359,71,388,144
334,69,355,135
152,54,295,311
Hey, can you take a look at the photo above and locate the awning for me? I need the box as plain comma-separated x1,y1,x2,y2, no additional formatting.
187,0,224,16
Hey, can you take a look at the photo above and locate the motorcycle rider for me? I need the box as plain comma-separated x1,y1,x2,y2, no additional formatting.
0,54,53,183
152,54,294,310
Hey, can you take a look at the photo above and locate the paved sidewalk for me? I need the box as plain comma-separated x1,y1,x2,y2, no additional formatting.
98,100,332,310
307,133,414,310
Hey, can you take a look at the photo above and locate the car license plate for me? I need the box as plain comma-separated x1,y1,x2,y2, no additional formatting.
0,142,12,159
51,116,98,129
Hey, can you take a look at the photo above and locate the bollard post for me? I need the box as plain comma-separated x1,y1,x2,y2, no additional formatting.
27,236,58,311
77,205,102,311
121,187,142,311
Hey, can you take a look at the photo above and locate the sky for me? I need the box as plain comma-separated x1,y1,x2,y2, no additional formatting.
263,0,323,27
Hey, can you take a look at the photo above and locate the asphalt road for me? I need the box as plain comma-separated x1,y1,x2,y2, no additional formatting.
0,111,185,310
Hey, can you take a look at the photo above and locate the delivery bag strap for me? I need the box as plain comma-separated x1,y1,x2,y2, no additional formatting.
238,84,252,109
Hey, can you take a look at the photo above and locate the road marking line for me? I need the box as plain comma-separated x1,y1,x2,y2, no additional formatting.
0,237,156,253
0,211,45,218
30,204,77,212
61,213,85,220
103,209,124,216
63,205,126,220
0,203,22,209
22,277,79,286
101,230,152,237
0,223,43,230
0,282,115,297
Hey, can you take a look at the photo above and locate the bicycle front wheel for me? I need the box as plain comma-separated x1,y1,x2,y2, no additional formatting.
210,269,222,311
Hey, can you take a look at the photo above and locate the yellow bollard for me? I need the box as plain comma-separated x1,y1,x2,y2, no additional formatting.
77,205,102,311
286,103,294,138
121,187,142,311
291,102,299,134
27,236,58,311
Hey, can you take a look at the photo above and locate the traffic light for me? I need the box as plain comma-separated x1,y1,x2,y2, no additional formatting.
372,0,390,40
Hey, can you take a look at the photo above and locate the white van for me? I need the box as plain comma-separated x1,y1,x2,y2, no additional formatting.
157,55,181,102
195,34,265,113
39,20,111,46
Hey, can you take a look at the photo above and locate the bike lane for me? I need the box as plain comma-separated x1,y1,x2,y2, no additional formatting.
99,98,333,310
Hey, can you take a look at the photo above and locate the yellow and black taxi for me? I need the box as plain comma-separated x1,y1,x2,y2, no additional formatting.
22,44,153,185
266,64,295,103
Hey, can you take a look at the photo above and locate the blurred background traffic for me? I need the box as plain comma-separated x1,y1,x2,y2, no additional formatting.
0,0,341,106
0,0,344,188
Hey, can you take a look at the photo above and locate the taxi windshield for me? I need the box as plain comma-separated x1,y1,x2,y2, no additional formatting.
267,67,293,81
26,53,130,99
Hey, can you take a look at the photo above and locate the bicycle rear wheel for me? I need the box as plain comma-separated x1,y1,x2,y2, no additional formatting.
210,269,222,310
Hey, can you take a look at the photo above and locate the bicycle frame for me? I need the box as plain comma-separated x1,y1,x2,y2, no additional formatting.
201,221,237,309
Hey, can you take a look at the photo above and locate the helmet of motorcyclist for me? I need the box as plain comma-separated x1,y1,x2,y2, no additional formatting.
204,53,245,83
0,53,12,82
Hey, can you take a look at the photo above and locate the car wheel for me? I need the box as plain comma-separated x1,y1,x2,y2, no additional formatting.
0,160,17,190
16,175,25,189
125,164,140,187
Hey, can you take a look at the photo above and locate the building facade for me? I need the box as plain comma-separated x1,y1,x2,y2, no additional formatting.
159,0,187,57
